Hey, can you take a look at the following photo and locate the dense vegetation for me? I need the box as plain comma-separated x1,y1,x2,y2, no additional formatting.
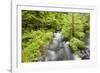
22,10,90,62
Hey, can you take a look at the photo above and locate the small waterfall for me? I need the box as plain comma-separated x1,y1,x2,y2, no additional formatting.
62,42,74,60
44,31,75,61
37,30,90,61
48,31,62,51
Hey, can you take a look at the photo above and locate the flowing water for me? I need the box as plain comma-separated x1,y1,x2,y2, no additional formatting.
38,31,90,61
44,31,79,61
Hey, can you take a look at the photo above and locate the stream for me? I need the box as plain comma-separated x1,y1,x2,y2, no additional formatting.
44,31,74,61
39,31,90,61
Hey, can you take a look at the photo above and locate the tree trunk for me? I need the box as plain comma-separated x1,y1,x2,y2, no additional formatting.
72,13,74,37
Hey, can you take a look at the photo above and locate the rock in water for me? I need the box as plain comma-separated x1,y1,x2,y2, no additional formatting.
80,48,90,59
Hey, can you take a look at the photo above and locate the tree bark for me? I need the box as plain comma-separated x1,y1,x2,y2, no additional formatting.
72,13,74,37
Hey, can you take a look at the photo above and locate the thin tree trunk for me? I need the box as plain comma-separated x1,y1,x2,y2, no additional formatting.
72,13,74,37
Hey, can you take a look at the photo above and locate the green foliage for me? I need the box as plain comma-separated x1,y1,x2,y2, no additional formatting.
74,31,85,40
22,10,90,62
22,30,53,62
69,37,85,55
61,24,72,40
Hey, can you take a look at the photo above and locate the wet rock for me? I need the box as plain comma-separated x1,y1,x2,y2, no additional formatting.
80,48,90,59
